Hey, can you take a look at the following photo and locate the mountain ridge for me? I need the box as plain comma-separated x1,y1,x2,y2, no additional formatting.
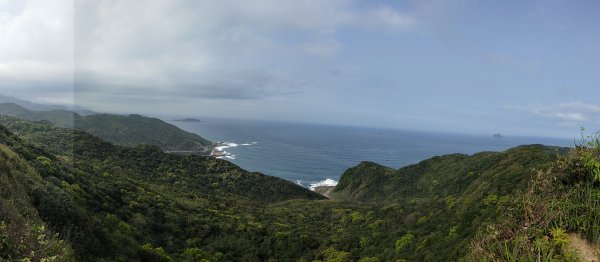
1,115,598,261
0,103,214,153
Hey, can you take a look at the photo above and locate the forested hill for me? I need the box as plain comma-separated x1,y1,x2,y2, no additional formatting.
330,144,566,202
1,115,598,261
0,116,322,202
324,144,568,259
329,142,600,261
0,119,324,261
0,103,213,153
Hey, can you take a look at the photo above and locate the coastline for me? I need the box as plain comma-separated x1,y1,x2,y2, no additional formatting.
210,142,229,158
208,139,341,195
209,141,258,160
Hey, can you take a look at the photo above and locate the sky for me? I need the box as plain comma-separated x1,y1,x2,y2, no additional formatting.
0,0,599,138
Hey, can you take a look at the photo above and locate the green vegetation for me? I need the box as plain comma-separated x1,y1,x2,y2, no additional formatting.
469,130,600,261
0,119,324,260
0,102,77,127
327,144,568,260
0,126,74,261
0,103,213,153
75,113,213,153
0,115,598,261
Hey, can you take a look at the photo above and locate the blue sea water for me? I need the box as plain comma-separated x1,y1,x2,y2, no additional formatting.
169,118,573,188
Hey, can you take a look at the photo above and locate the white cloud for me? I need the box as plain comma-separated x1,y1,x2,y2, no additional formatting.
1,0,419,110
69,0,419,103
511,101,600,125
0,0,73,76
550,112,587,122
559,101,600,113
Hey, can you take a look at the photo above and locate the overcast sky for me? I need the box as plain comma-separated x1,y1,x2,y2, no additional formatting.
1,0,599,138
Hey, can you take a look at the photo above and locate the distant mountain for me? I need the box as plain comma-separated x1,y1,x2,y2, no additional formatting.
0,103,213,153
0,102,78,127
0,94,70,111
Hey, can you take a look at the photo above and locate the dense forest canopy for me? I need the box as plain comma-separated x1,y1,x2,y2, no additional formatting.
0,103,214,153
1,114,599,261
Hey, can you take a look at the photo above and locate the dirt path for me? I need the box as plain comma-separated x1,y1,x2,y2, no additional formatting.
568,233,600,262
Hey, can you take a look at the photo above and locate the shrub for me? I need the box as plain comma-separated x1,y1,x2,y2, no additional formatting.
395,233,414,251
139,243,173,262
467,129,600,261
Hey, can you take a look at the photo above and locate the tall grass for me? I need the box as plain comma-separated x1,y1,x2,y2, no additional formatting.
467,130,600,261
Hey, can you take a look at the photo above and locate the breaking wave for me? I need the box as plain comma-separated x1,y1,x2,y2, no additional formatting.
309,178,338,190
212,141,257,160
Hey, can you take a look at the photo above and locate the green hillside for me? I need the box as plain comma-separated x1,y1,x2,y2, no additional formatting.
0,102,77,127
329,140,600,261
328,145,567,259
0,119,325,261
74,113,213,153
1,117,598,261
332,145,564,203
0,125,74,261
0,103,213,153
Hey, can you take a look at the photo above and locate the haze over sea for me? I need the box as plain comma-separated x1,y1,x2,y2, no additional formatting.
170,118,573,189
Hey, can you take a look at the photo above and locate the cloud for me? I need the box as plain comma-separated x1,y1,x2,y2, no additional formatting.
65,0,420,106
551,112,587,122
0,0,73,94
301,37,341,57
1,0,418,111
74,67,306,101
559,101,600,113
363,6,416,31
511,101,600,125
0,0,73,105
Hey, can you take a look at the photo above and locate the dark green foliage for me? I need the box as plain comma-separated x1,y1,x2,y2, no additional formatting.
0,119,325,260
75,113,213,153
328,145,563,260
0,126,73,260
2,115,593,261
0,102,76,127
468,132,600,261
0,103,213,153
332,145,562,202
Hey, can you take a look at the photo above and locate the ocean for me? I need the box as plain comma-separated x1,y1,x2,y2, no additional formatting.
169,118,573,189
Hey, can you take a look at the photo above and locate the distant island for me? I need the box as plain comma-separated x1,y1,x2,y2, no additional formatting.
493,133,503,138
173,117,203,122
